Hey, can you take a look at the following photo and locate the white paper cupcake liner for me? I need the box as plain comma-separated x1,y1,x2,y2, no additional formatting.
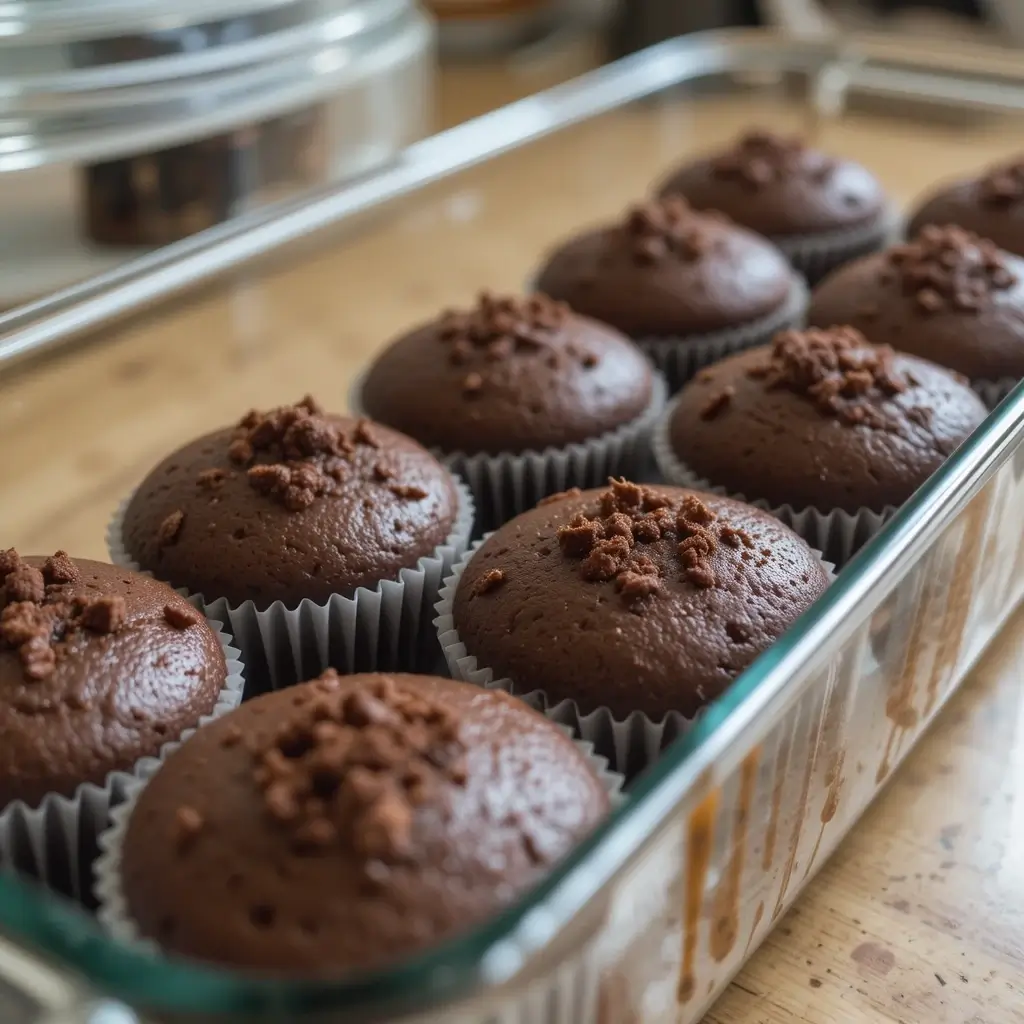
107,479,475,692
633,277,808,395
973,377,1019,410
651,396,892,567
434,538,834,777
774,204,903,286
94,725,625,952
351,373,669,534
0,612,244,902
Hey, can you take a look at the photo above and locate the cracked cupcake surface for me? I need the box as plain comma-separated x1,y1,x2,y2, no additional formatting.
117,671,609,974
666,326,988,511
453,481,829,720
121,397,460,608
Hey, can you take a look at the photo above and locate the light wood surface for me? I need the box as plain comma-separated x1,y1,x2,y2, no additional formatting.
3,41,1024,1023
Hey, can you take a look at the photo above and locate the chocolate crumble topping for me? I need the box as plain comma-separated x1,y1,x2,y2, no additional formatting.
157,510,185,548
749,327,908,428
889,225,1017,314
435,292,598,385
474,568,506,595
623,197,716,265
164,602,202,630
555,480,754,604
711,131,816,189
979,159,1024,207
701,386,735,421
214,398,425,512
0,550,129,682
251,672,467,863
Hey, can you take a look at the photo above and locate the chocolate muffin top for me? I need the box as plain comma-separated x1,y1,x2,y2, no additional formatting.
907,157,1024,258
533,197,796,338
667,327,988,512
121,397,460,609
453,481,829,721
0,551,226,808
807,225,1024,380
656,130,887,239
360,293,654,455
119,671,609,974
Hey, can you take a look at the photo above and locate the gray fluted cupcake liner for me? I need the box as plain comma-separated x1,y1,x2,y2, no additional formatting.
94,725,625,952
0,614,243,901
632,277,808,395
774,204,903,286
107,479,474,692
435,538,834,777
351,373,668,533
651,396,892,567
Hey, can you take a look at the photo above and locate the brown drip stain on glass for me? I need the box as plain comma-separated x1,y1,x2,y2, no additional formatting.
763,732,792,871
923,489,992,716
743,901,766,958
709,750,759,963
677,789,719,1003
772,695,823,922
877,486,991,783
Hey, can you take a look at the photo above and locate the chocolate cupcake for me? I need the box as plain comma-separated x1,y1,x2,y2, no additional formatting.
0,550,242,894
110,397,473,690
653,327,988,563
357,292,665,528
807,225,1024,405
96,671,617,973
436,481,830,772
656,131,895,285
532,196,806,392
906,156,1024,259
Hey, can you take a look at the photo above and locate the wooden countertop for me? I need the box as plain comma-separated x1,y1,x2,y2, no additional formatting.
2,36,1024,1024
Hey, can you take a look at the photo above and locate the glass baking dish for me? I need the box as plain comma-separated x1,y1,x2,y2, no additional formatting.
3,26,1024,1024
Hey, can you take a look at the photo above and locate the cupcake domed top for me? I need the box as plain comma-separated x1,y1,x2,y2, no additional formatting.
534,196,796,338
121,396,459,608
360,292,654,455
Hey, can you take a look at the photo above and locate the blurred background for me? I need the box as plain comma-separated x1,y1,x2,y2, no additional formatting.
0,0,1018,315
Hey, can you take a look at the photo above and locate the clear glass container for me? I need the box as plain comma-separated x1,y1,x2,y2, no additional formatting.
2,27,1024,1024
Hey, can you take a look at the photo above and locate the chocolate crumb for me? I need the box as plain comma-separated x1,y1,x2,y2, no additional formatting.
462,372,484,395
389,484,429,501
888,225,1016,315
474,568,507,595
164,602,202,630
0,548,21,577
174,805,204,851
6,565,45,604
157,510,185,547
701,386,735,421
196,468,227,490
251,672,466,861
354,419,381,449
748,327,907,427
42,551,80,586
80,595,127,635
538,488,583,507
711,131,811,188
623,197,714,265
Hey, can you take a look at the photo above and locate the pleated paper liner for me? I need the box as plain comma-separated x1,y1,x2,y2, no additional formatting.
776,204,903,287
94,730,625,951
350,372,669,534
0,611,244,903
634,276,809,395
435,538,835,778
651,397,892,568
108,479,475,694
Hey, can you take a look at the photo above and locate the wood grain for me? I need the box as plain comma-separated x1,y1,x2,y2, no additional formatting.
2,43,1024,1023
